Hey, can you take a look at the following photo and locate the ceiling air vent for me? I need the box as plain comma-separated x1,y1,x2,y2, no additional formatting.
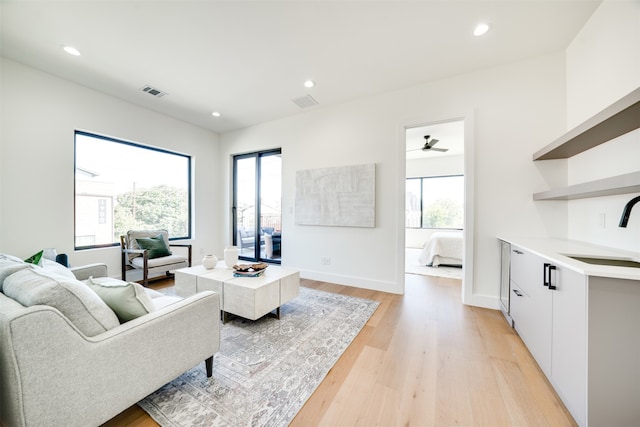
292,94,319,109
140,85,167,98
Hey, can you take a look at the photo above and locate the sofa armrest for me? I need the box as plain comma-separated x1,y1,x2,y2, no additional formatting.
1,291,220,427
70,263,108,280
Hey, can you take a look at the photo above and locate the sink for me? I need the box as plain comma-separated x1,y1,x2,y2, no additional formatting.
563,255,640,268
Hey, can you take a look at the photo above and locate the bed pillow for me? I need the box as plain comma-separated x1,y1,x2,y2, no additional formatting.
135,234,172,259
86,277,155,322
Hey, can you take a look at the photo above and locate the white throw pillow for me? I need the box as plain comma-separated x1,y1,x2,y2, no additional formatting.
40,258,76,279
87,277,155,323
0,255,29,292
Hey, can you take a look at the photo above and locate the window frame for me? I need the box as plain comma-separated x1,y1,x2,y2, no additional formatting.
232,149,282,264
74,130,192,250
406,174,464,230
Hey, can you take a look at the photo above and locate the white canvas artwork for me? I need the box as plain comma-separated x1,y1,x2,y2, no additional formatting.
295,163,376,227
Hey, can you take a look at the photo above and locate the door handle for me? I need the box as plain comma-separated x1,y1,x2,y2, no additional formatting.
512,289,523,297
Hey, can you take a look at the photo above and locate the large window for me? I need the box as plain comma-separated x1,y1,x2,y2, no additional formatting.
406,175,463,229
74,131,191,249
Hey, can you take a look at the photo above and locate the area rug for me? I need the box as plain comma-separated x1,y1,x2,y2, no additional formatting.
405,248,463,279
139,287,379,426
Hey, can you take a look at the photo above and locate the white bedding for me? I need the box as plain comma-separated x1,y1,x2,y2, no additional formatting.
418,231,463,267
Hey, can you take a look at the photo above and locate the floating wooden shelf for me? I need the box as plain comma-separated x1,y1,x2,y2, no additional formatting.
533,88,640,161
533,171,640,201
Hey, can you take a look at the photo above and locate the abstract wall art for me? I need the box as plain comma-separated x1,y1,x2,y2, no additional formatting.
295,163,376,227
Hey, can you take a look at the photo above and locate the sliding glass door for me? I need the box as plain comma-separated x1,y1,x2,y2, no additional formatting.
233,149,282,263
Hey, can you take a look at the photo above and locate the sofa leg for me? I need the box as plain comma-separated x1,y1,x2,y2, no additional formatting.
205,356,213,377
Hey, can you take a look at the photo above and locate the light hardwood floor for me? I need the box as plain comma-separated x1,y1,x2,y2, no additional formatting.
103,274,576,427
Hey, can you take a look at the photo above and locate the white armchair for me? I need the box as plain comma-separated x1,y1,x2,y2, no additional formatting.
120,229,191,286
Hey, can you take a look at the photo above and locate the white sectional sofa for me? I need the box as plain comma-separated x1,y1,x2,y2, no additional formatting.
0,253,220,427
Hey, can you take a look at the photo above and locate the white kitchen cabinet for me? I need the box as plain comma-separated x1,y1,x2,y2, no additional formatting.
509,245,587,426
499,237,640,426
549,261,587,427
509,245,552,376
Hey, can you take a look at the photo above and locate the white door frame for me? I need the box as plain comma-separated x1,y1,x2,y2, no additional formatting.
397,112,475,305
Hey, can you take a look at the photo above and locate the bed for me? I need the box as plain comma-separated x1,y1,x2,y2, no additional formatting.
418,230,463,267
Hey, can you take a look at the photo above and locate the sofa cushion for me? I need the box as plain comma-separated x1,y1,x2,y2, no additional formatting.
143,287,182,309
152,295,183,310
135,234,172,259
0,255,30,292
40,258,76,279
130,253,188,269
87,277,155,322
2,268,119,336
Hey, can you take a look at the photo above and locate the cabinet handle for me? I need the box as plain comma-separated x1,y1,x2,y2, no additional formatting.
512,250,523,255
512,289,523,297
543,263,550,287
548,265,557,290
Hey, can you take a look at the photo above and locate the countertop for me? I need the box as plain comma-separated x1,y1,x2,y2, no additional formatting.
498,237,640,281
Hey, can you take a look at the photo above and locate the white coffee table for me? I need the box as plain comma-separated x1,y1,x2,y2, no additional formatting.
174,262,300,322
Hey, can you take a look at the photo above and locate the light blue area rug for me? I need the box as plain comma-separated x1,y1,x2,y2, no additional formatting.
139,287,379,426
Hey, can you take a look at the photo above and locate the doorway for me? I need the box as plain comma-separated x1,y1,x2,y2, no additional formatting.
232,149,282,263
404,119,466,280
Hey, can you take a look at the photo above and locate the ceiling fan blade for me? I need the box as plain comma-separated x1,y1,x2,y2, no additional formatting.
428,138,440,147
430,147,449,152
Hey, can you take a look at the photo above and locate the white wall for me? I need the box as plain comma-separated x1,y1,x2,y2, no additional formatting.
406,154,464,179
405,154,464,248
221,52,568,306
565,0,640,252
0,58,222,277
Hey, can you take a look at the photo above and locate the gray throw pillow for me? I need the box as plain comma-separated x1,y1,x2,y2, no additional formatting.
3,268,120,336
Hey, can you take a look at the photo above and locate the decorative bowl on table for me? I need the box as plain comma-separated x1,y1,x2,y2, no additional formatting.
232,263,268,276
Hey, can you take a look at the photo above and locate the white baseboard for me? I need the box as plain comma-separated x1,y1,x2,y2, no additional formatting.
464,293,501,310
299,269,403,295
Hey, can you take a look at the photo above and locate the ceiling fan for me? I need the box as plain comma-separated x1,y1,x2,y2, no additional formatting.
409,135,449,153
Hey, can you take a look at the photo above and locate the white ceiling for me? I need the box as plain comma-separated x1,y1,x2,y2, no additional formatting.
0,1,601,134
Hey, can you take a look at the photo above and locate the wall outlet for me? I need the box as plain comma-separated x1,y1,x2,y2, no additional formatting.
321,257,331,266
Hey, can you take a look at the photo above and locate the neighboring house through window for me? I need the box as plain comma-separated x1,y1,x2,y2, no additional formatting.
74,131,191,249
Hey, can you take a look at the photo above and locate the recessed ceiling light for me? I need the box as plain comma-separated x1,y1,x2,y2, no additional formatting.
473,23,490,36
211,112,221,117
63,45,81,56
304,80,315,88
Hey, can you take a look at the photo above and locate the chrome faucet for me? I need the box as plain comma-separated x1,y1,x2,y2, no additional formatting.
619,195,640,227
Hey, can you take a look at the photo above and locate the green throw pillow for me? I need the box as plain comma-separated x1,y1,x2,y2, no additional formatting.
86,277,155,323
24,250,44,265
135,234,171,259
